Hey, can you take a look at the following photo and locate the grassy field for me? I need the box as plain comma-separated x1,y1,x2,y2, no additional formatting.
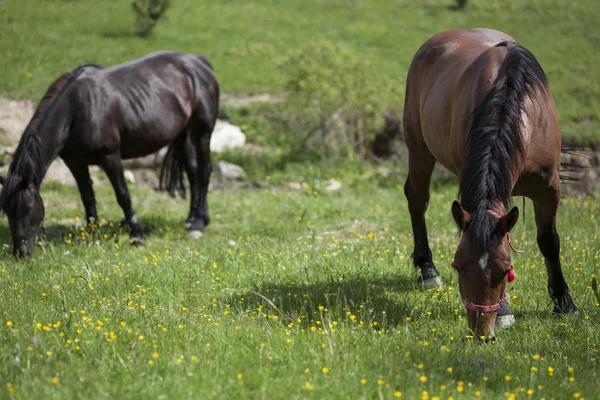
1,0,599,399
0,166,599,399
0,0,598,140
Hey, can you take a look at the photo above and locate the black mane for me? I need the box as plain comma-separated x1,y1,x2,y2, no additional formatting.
0,64,102,212
459,42,549,251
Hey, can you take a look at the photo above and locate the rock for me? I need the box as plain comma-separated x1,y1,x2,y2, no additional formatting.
215,161,246,180
323,179,342,191
133,168,159,189
561,146,600,195
122,147,168,169
210,120,246,153
583,168,599,194
1,146,15,155
124,169,135,184
43,162,104,187
46,159,76,186
288,182,302,191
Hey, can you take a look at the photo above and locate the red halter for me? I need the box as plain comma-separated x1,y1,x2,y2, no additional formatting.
463,293,504,313
451,263,516,313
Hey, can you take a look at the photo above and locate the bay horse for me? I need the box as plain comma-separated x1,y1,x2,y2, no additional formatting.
0,51,219,256
403,29,576,338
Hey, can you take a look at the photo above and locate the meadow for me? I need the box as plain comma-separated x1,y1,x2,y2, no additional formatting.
0,0,598,140
0,174,598,399
1,0,600,399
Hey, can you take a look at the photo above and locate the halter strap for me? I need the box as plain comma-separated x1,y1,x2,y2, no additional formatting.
487,209,525,254
506,235,525,254
462,291,505,313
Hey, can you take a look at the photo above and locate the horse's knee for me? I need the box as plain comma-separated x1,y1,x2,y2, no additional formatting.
403,179,413,198
404,180,429,213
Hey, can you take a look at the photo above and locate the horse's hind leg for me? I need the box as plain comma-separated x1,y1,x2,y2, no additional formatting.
404,149,442,287
100,153,149,241
532,179,576,314
64,160,98,223
181,134,199,229
185,117,213,235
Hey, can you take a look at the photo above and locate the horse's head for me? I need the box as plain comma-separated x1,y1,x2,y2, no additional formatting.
0,175,45,257
451,201,519,339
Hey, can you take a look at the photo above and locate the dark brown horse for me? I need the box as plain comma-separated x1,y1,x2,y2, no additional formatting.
403,29,576,338
0,51,219,256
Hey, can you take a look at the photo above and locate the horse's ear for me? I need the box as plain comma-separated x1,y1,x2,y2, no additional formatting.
498,207,519,234
0,175,5,185
451,201,470,231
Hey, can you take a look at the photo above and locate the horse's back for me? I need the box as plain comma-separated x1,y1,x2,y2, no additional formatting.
107,51,218,124
63,52,219,161
404,29,516,173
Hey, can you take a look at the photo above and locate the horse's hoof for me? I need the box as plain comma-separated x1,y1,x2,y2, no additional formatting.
552,292,577,315
417,267,444,288
129,236,145,246
495,314,515,327
188,230,203,239
422,276,444,289
184,222,192,229
495,299,515,327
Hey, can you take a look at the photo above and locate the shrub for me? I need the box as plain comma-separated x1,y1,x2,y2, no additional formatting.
279,41,401,160
131,0,171,37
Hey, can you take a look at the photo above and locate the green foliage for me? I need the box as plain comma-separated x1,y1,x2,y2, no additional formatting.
131,0,171,37
280,41,401,159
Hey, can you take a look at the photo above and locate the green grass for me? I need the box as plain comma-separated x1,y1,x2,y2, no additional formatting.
0,0,598,141
1,1,599,397
0,166,598,399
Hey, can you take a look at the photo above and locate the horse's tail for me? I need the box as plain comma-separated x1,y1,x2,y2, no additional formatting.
460,41,549,251
159,136,187,198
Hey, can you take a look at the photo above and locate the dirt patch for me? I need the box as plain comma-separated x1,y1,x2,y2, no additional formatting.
220,93,283,108
0,97,35,145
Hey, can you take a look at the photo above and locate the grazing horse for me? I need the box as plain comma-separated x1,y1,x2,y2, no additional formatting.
0,51,219,256
403,29,576,338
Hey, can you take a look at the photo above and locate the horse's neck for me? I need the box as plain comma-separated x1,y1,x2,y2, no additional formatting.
33,104,73,185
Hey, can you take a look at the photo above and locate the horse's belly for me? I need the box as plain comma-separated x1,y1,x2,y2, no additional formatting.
119,116,188,158
421,123,460,176
119,132,173,159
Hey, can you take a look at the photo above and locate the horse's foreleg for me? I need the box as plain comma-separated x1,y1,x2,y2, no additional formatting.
533,184,576,314
65,161,98,223
404,151,442,287
100,154,148,240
